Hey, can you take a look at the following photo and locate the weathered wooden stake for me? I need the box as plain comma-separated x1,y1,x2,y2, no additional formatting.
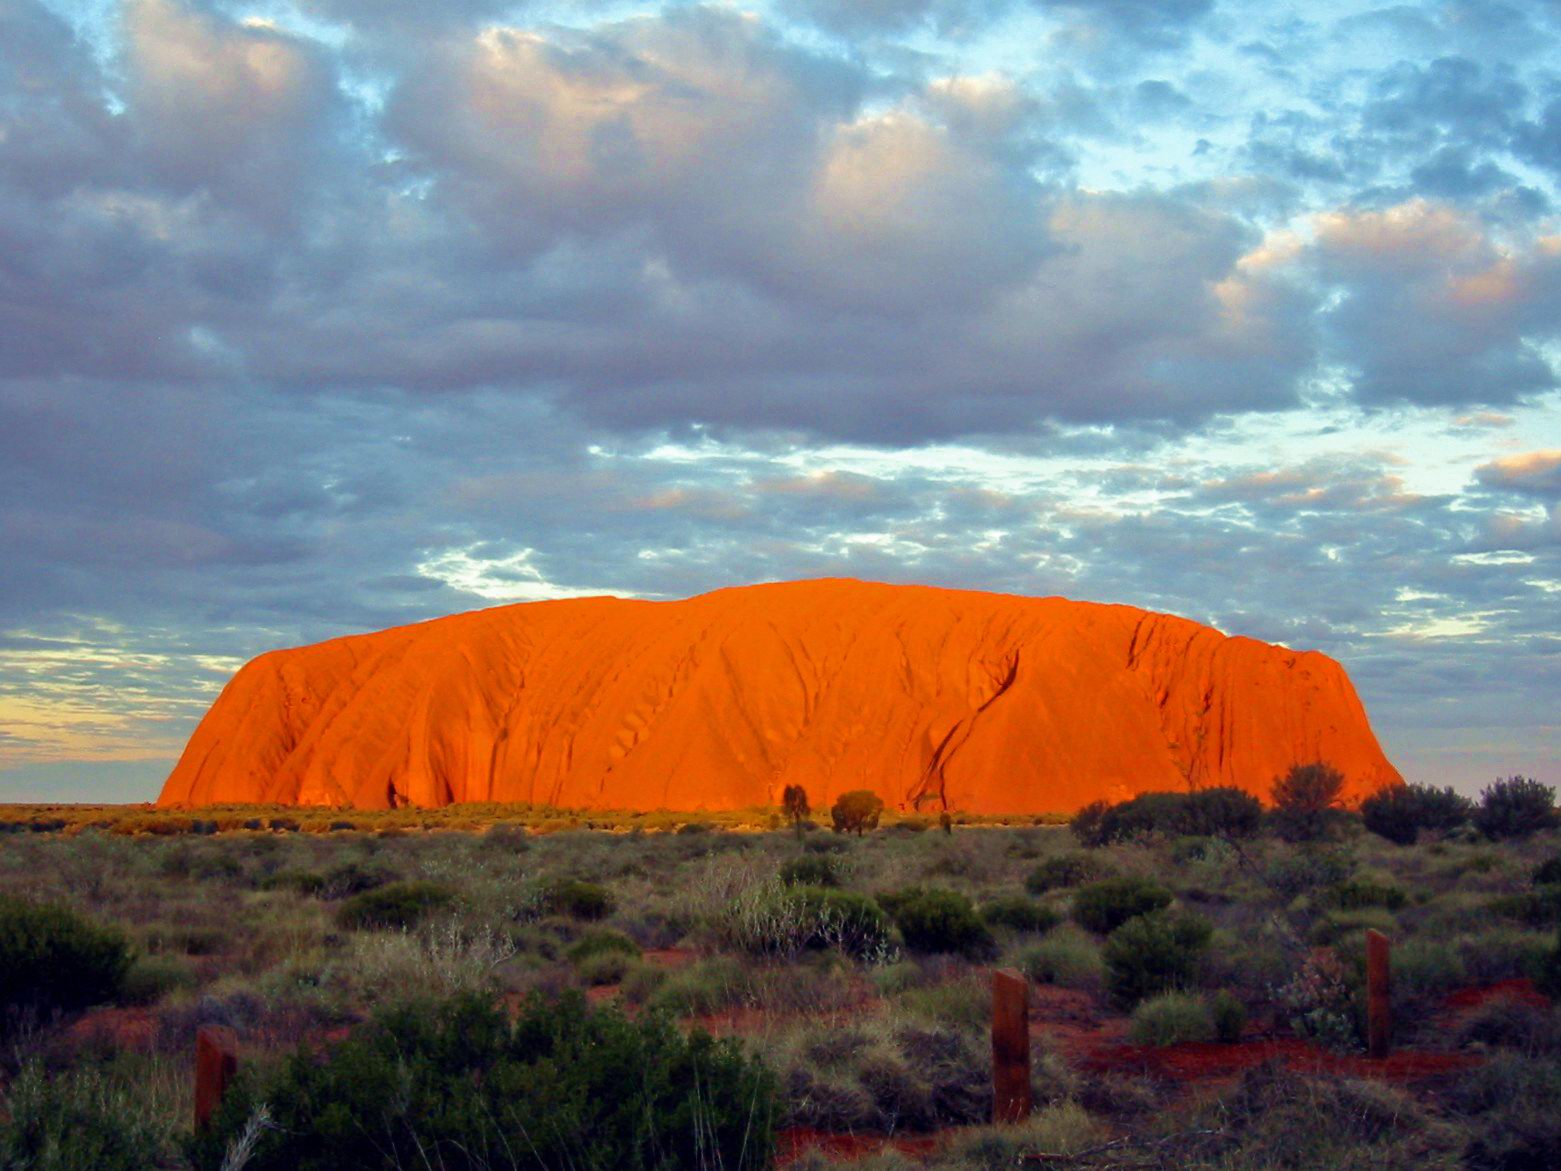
195,1024,239,1130
992,967,1031,1123
1366,929,1391,1059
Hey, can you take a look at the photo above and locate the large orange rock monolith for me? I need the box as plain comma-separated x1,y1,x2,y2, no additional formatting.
158,578,1400,812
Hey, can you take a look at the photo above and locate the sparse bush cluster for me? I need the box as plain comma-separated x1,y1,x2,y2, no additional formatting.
1361,782,1473,844
191,991,777,1171
1071,786,1262,846
0,783,1557,1171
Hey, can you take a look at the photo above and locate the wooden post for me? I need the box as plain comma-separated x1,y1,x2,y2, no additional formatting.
1366,929,1391,1059
195,1025,239,1130
992,968,1031,1123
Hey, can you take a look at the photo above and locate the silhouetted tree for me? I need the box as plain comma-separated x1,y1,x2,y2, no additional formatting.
1270,761,1346,841
781,784,811,841
1475,776,1559,840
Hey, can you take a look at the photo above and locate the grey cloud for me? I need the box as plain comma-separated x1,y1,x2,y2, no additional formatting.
777,0,1010,37
1310,203,1561,408
1475,451,1561,496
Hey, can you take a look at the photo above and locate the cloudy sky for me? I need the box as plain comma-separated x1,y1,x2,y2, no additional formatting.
1,0,1557,801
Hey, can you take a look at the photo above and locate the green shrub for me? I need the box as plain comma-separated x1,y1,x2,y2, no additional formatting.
1475,776,1560,840
1101,910,1213,1007
0,1063,170,1171
1211,990,1247,1043
191,991,776,1171
1534,856,1561,888
644,957,747,1016
1129,992,1214,1046
543,878,615,920
779,854,840,887
792,887,893,960
831,790,885,835
120,955,198,1006
1360,783,1473,845
567,930,641,964
1015,926,1103,990
1071,877,1173,935
0,895,131,1019
881,888,996,959
1025,853,1107,894
336,880,455,930
980,896,1060,934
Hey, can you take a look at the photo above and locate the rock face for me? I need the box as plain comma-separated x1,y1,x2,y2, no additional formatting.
157,579,1401,812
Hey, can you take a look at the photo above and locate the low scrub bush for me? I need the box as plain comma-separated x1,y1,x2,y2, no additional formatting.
1025,852,1108,894
0,1063,170,1171
320,860,392,899
260,869,326,896
1534,856,1561,887
0,895,131,1020
1361,783,1473,845
792,888,894,960
120,954,198,1006
1069,788,1262,847
1322,878,1408,912
980,895,1060,934
1488,887,1561,928
1263,848,1354,899
542,878,615,920
1015,926,1103,990
880,888,996,959
779,854,840,887
191,991,777,1171
1071,877,1173,935
1475,776,1560,840
1129,991,1214,1046
1102,909,1213,1007
336,880,456,930
1211,989,1247,1043
568,930,641,984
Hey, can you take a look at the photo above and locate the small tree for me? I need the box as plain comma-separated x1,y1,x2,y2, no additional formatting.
1475,776,1560,841
781,784,811,841
830,790,884,836
1270,761,1346,841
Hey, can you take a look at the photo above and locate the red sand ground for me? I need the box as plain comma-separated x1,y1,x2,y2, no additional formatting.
158,578,1400,813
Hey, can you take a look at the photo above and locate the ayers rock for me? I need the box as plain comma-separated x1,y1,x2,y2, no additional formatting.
158,579,1400,813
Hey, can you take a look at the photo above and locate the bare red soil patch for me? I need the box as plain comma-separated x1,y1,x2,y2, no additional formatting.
1077,1036,1477,1082
1440,978,1546,1014
65,1006,157,1053
777,1127,947,1166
